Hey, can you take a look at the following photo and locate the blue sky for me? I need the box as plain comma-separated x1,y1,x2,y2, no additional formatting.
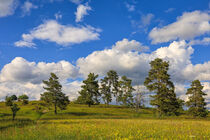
0,0,209,106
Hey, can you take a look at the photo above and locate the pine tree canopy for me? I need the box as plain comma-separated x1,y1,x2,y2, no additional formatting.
144,58,182,116
41,73,69,114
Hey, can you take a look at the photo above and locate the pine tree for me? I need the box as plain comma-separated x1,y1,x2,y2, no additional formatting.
41,73,70,114
100,76,112,106
144,58,181,116
186,80,208,117
105,70,120,103
118,76,135,106
78,73,100,107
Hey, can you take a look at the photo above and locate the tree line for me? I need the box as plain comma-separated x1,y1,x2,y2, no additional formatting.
4,58,208,120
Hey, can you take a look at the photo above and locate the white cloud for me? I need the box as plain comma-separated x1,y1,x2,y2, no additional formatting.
2,39,210,105
189,37,210,46
149,11,210,44
131,13,154,32
0,0,18,17
15,20,101,47
15,40,36,48
141,13,154,27
0,57,79,84
125,3,135,12
21,1,38,16
77,39,210,86
77,38,153,84
0,57,81,100
75,3,92,22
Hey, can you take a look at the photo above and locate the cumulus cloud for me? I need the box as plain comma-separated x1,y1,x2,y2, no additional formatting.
0,0,18,17
2,39,210,105
15,20,101,47
0,57,79,84
77,39,210,89
149,11,210,44
0,57,81,100
75,3,92,22
21,1,38,16
77,39,210,106
0,80,82,101
77,38,153,84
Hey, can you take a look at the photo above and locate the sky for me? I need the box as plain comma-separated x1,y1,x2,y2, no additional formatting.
0,0,210,107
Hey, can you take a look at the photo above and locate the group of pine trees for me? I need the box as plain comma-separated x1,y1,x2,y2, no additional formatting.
76,58,208,117
4,58,208,119
76,71,135,107
144,58,208,117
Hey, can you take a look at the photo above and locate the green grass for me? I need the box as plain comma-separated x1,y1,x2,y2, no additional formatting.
0,101,210,140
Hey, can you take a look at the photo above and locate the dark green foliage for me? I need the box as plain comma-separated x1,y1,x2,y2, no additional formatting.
118,76,135,106
100,70,120,105
5,96,13,106
10,103,20,120
41,73,70,114
144,58,182,116
78,73,100,107
18,94,29,105
5,94,18,106
186,80,208,117
10,95,17,101
100,77,112,106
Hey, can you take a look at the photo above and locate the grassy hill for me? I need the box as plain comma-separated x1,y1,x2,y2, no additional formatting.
0,101,210,139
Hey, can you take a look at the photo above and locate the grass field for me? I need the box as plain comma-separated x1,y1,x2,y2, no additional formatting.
0,101,210,140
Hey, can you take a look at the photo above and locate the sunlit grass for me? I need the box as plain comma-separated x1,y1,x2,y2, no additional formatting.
0,101,209,139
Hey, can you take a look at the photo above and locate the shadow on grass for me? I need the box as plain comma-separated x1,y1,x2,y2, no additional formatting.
0,113,11,117
61,112,117,117
0,119,35,131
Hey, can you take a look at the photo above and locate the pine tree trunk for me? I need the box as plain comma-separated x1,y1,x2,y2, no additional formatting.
12,113,15,121
54,103,57,114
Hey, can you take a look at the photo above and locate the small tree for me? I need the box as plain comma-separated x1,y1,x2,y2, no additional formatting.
5,96,13,106
18,94,29,105
134,86,146,111
41,73,70,114
118,76,135,106
11,103,20,120
144,58,181,116
186,80,208,117
78,73,100,107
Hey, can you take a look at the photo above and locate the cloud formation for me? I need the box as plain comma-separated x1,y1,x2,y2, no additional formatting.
149,11,210,44
2,39,210,105
15,20,101,47
75,3,92,22
0,0,18,17
21,1,38,16
0,57,79,84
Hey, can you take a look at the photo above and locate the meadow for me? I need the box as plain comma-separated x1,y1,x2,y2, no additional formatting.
0,101,210,140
